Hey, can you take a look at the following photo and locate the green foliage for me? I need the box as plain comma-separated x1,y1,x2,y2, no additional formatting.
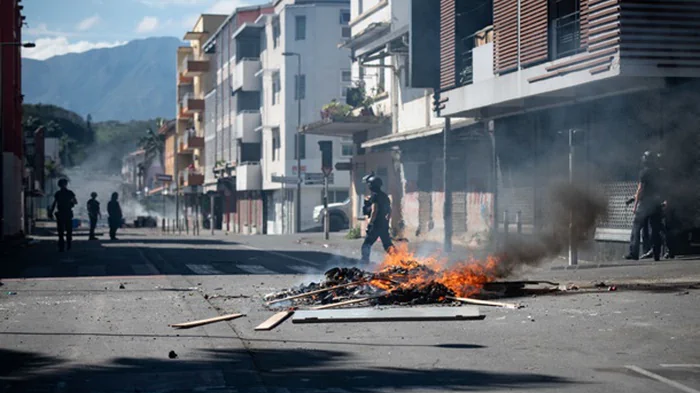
321,99,353,119
138,127,165,168
346,225,362,240
22,104,94,166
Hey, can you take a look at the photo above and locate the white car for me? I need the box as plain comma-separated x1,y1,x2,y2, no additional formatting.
313,198,351,231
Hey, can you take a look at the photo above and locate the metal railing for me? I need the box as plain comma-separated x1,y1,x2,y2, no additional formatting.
456,32,477,87
551,10,582,59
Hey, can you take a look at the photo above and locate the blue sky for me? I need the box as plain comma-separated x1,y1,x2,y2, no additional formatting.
22,0,266,60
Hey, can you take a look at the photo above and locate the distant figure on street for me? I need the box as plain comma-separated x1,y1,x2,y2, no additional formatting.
107,192,123,241
49,178,77,252
87,192,101,240
625,151,663,261
361,173,395,263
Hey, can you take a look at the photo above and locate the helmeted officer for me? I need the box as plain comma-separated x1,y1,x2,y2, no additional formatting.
626,151,663,261
361,173,395,263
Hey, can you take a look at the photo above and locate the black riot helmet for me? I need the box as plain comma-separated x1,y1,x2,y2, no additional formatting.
641,150,656,168
364,173,383,192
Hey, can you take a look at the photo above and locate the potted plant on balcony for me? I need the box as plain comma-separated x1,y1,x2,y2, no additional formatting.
321,99,353,121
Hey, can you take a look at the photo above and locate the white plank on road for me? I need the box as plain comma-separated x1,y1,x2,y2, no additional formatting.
625,365,700,393
186,264,224,275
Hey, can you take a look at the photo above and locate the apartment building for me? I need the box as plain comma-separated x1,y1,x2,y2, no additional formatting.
433,0,700,257
259,0,353,234
202,5,273,234
175,14,227,227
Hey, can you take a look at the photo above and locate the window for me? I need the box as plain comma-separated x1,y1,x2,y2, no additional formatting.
272,17,280,48
294,134,306,159
340,9,351,25
357,0,363,15
341,26,351,39
295,15,306,41
272,72,281,105
549,0,581,59
341,85,349,97
341,70,352,82
294,74,306,100
341,138,353,156
272,128,280,161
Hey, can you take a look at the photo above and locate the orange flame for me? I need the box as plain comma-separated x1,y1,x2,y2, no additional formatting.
369,243,500,298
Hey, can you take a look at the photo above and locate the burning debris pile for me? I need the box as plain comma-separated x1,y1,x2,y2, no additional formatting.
264,245,510,308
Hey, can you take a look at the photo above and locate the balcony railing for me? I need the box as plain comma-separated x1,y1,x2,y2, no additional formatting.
551,10,582,60
181,55,209,77
180,167,204,187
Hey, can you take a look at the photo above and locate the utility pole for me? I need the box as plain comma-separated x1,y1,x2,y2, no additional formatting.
210,193,215,235
433,90,452,252
283,52,302,233
318,141,333,241
568,128,578,266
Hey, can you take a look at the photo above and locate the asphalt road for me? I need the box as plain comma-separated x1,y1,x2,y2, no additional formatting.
1,229,699,393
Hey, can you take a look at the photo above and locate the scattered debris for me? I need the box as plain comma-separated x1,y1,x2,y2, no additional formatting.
292,306,484,324
447,296,522,309
255,310,295,331
595,282,608,288
169,313,244,329
608,286,617,292
168,350,178,359
6,291,17,296
119,284,125,289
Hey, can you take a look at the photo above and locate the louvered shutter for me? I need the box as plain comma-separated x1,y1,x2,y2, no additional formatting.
519,0,549,66
494,0,519,73
439,0,457,90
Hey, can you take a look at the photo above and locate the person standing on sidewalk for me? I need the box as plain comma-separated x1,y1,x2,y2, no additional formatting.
626,151,663,261
87,192,101,240
107,192,123,241
49,179,77,252
361,174,395,263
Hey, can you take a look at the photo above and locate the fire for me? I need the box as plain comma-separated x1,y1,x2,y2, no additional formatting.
369,243,500,298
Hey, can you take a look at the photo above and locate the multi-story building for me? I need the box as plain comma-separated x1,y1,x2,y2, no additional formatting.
432,0,700,257
175,14,227,227
1,0,28,240
202,4,273,234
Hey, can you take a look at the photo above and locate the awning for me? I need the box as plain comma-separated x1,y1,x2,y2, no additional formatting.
232,23,264,40
341,22,390,50
183,31,207,41
361,119,478,149
301,116,391,137
355,25,409,59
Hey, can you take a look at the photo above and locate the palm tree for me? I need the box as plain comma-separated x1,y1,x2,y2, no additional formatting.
138,127,165,169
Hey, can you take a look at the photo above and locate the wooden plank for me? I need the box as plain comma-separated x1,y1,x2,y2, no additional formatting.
293,306,484,324
447,296,522,309
546,47,617,71
265,281,365,305
255,311,294,331
311,294,386,310
169,313,245,329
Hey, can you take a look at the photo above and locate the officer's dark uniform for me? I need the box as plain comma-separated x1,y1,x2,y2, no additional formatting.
52,182,77,252
87,194,100,240
627,153,663,261
107,193,123,240
361,175,394,263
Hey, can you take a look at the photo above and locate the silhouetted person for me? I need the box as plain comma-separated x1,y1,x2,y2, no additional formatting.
626,151,662,261
49,178,77,252
107,192,123,240
87,192,101,240
361,174,395,263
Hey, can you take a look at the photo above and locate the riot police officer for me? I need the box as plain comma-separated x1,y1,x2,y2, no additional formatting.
361,173,395,263
625,151,663,261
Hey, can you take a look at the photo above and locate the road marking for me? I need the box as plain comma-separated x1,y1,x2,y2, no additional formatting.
236,265,277,275
661,364,700,369
77,265,106,276
242,244,319,265
131,263,160,275
186,264,224,275
288,265,322,274
625,365,700,393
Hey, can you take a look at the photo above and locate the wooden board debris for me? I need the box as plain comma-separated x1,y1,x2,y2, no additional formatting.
169,313,245,329
311,294,386,310
266,281,365,305
293,306,483,324
255,311,294,331
447,296,522,309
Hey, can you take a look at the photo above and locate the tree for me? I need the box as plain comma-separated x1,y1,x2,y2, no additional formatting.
138,127,165,169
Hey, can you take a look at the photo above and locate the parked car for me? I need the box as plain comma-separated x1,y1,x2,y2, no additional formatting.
313,198,351,232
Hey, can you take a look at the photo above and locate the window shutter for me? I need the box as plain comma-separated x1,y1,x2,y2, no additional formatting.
439,0,456,90
519,0,549,66
579,0,589,49
494,0,519,73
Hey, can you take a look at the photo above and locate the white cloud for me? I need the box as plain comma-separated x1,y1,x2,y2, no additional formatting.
207,0,253,14
136,16,160,33
25,23,74,38
22,37,127,60
140,0,207,7
76,15,101,31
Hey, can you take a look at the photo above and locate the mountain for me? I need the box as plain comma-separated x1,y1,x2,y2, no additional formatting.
23,37,183,122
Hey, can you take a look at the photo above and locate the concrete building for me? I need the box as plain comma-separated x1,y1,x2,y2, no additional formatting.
0,0,28,240
176,14,227,229
430,0,700,258
202,4,273,233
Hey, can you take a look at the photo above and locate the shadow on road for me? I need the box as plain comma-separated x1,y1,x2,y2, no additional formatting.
1,347,575,392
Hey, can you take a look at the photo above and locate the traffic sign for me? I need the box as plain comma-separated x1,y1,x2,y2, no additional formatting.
305,173,334,185
322,166,333,176
156,174,173,182
335,162,352,171
271,175,300,185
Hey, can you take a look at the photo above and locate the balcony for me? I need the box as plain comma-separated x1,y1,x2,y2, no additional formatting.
178,128,204,153
181,56,209,77
236,162,262,191
235,110,262,143
181,93,204,116
180,168,204,187
232,58,262,92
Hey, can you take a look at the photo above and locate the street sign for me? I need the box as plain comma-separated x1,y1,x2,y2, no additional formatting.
335,162,352,171
156,174,173,182
305,173,334,186
322,166,333,177
272,175,300,185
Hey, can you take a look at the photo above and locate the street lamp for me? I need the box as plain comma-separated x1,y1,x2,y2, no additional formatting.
0,42,35,47
282,51,302,233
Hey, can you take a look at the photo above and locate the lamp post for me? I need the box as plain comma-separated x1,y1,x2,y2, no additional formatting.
0,42,34,243
282,52,302,233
